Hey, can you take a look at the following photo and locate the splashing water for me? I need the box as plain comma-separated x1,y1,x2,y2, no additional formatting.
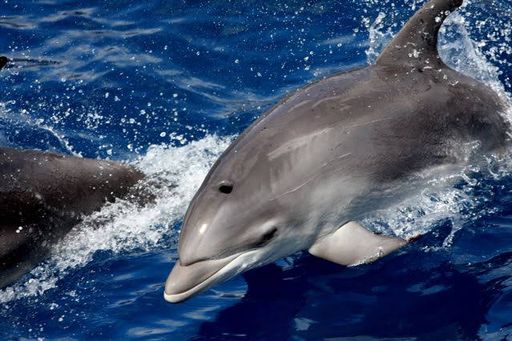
365,12,394,64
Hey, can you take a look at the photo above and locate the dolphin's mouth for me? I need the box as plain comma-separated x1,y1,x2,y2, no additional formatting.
164,252,254,303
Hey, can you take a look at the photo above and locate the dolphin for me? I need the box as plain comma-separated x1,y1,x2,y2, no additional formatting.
164,0,510,303
0,147,143,287
0,56,61,70
0,56,7,70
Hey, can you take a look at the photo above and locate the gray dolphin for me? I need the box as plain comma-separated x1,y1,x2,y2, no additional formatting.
164,0,509,303
0,147,143,287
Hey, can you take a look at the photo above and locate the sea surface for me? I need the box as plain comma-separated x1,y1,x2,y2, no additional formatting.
1,0,512,339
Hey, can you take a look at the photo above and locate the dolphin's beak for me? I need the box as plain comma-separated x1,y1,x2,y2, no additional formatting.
164,254,239,303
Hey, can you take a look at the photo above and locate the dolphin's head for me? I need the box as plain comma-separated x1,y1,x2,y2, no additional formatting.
164,143,313,302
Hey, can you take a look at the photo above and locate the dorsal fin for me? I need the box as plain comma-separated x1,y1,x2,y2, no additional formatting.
376,0,463,68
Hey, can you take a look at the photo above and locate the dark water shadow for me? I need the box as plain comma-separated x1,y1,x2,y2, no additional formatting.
192,261,305,340
193,244,509,341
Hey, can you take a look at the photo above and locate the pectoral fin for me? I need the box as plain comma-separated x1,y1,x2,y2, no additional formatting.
308,221,407,267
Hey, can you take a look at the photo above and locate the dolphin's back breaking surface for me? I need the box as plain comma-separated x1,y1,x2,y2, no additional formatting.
223,64,508,185
0,148,143,287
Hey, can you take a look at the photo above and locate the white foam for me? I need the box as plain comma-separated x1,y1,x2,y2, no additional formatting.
365,12,394,64
439,12,510,101
363,153,512,247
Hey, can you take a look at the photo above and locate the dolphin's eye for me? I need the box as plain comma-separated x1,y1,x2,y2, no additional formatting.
256,227,278,247
218,183,233,194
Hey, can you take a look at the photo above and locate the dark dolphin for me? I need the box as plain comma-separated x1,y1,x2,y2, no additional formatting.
0,147,143,287
164,0,510,303
0,56,61,70
0,56,8,70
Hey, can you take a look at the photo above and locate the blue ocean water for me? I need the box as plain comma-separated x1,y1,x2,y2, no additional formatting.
1,0,512,339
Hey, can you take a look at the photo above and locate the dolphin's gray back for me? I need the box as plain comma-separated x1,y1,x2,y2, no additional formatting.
216,64,507,187
0,148,143,287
